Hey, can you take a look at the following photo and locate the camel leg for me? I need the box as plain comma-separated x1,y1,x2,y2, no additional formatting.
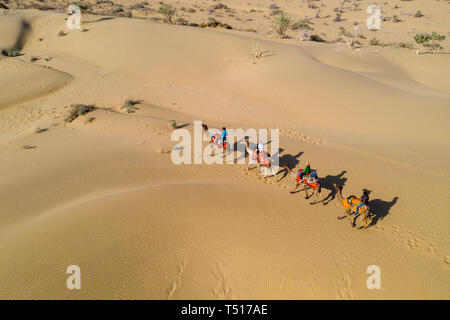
349,213,357,228
360,211,371,229
310,190,324,205
304,186,310,199
271,166,277,180
290,183,299,194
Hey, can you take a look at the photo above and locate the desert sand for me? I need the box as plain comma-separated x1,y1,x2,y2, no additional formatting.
0,1,449,299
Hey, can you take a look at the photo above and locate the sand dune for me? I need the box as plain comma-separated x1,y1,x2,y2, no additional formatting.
0,5,449,299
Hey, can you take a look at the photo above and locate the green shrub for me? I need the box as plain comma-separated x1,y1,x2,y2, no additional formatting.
273,12,292,38
291,18,312,31
414,33,431,54
429,32,445,53
158,3,176,23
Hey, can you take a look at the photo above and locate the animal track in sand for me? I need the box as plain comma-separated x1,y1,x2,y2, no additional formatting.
211,262,234,299
333,261,354,300
378,224,445,261
167,261,186,300
279,128,325,145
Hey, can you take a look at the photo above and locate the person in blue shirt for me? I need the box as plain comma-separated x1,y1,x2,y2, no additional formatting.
221,127,227,147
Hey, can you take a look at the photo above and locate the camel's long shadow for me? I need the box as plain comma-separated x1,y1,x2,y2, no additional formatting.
277,149,304,181
319,171,347,204
368,197,399,227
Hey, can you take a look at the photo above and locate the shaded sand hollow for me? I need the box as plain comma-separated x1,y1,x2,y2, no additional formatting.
0,6,449,299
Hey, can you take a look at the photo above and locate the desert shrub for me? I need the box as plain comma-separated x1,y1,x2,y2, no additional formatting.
212,3,228,10
414,33,431,54
310,34,325,42
64,104,95,122
333,13,342,22
414,11,423,18
392,15,401,23
123,99,139,113
170,120,177,129
58,30,67,37
200,18,232,29
72,1,92,13
429,32,445,53
158,3,176,24
30,56,39,62
396,42,414,49
291,18,312,31
272,12,292,38
72,1,92,23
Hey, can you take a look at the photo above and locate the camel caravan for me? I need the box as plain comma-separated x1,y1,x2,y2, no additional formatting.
201,123,374,230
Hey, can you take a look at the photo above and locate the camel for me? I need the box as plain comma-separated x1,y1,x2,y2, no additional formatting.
282,164,325,205
244,139,277,179
334,184,372,229
209,133,230,156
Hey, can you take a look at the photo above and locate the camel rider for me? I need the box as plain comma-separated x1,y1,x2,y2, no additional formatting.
222,127,227,148
257,141,264,154
309,170,318,182
354,190,370,215
299,162,311,180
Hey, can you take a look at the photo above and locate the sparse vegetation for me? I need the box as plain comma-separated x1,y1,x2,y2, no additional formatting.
123,99,139,113
170,120,177,129
200,18,232,29
64,104,95,122
428,32,446,54
158,3,176,24
310,34,325,42
58,30,67,37
414,32,445,54
291,18,312,31
414,11,423,18
333,13,342,22
273,12,292,38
